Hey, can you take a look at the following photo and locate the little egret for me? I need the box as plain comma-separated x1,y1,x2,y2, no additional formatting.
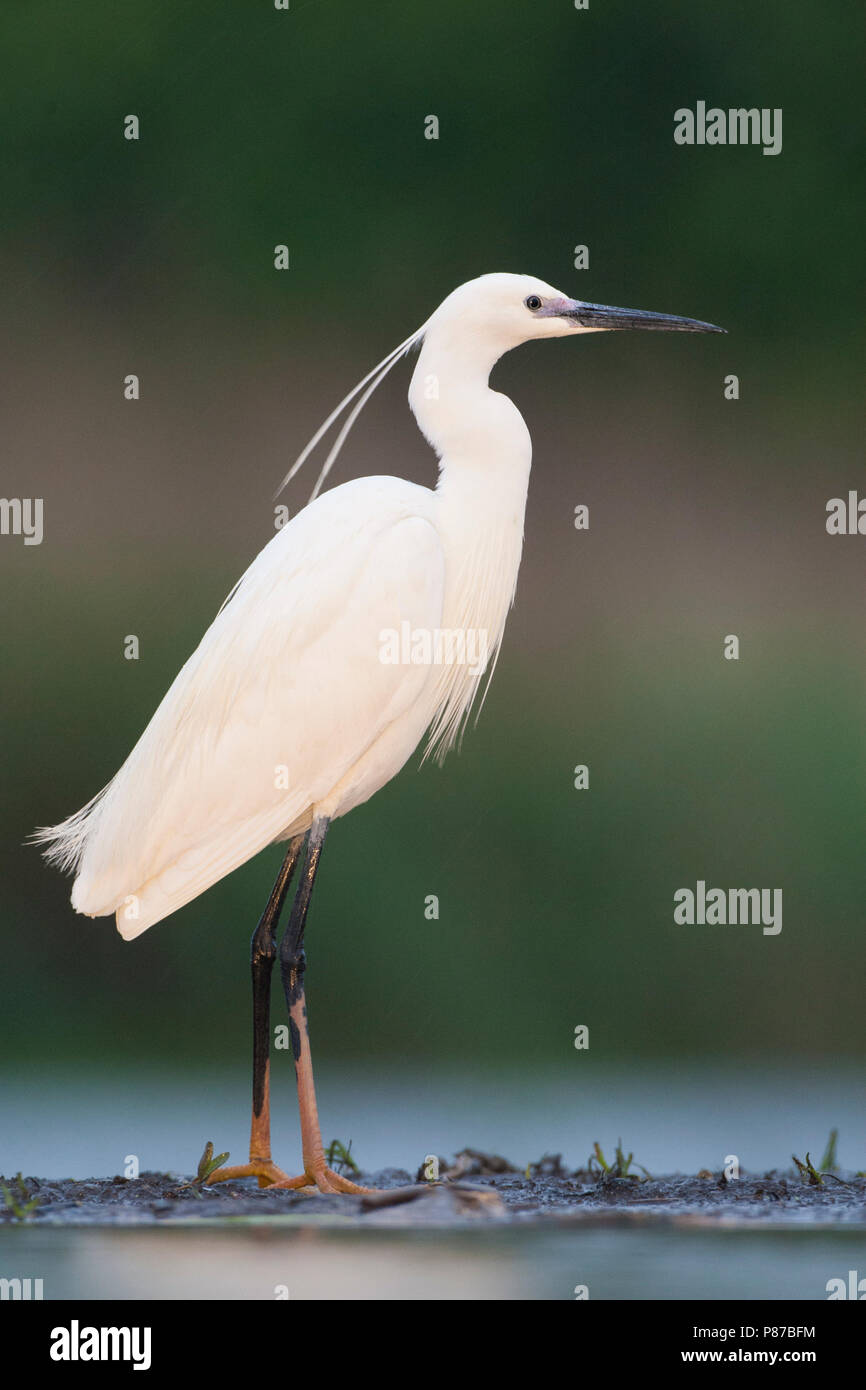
37,273,724,1193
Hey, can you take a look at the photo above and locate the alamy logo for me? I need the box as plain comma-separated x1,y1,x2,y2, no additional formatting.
826,493,866,535
0,497,43,545
50,1320,152,1370
826,1270,865,1299
0,1276,43,1299
379,621,489,676
674,103,782,156
674,881,782,935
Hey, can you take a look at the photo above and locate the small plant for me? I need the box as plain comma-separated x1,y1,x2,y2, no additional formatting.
792,1152,823,1186
793,1148,848,1188
819,1128,839,1172
589,1140,650,1181
178,1141,230,1196
1,1173,39,1220
325,1139,359,1175
195,1141,230,1183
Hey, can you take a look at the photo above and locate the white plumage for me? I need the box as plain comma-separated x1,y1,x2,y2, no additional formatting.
58,481,448,935
37,272,722,939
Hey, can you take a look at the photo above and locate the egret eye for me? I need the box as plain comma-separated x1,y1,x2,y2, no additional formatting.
524,295,543,311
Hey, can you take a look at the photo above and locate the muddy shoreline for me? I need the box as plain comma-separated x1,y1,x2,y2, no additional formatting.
4,1153,865,1228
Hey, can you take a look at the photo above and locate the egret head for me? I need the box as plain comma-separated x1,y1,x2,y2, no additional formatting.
426,272,725,352
275,271,724,502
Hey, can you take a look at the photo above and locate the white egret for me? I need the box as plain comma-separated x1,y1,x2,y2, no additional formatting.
37,273,724,1193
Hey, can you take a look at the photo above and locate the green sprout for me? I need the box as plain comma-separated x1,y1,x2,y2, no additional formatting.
178,1141,230,1196
588,1140,610,1174
588,1139,650,1181
1,1173,40,1221
792,1152,823,1186
325,1139,359,1175
793,1147,848,1187
819,1128,839,1173
195,1141,230,1183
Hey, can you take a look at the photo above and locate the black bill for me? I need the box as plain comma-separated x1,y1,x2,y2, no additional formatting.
562,300,725,333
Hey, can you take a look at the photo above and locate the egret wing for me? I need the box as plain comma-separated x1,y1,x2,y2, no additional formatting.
64,477,444,935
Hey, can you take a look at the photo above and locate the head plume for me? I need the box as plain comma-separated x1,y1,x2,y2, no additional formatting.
274,321,427,502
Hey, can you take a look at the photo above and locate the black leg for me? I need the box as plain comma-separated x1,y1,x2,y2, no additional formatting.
279,815,329,1063
250,833,306,1133
209,814,370,1192
275,815,369,1190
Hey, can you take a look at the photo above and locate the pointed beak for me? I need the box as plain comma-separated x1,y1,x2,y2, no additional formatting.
555,299,726,334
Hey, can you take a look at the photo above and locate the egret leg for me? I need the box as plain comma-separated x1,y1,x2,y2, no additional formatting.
206,833,305,1189
270,815,372,1194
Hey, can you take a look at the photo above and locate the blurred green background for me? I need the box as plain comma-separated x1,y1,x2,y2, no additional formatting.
1,0,864,1078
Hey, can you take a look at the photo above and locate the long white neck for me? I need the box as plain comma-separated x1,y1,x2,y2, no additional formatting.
409,329,531,482
408,328,532,759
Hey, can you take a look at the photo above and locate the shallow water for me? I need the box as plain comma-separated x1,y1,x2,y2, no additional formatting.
4,1222,866,1300
3,1061,864,1299
2,1061,864,1179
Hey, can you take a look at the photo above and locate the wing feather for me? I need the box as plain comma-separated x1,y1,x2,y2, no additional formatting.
39,477,445,935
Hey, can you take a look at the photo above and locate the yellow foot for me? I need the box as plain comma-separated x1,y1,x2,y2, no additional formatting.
203,1159,373,1194
270,1166,373,1195
204,1159,293,1190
